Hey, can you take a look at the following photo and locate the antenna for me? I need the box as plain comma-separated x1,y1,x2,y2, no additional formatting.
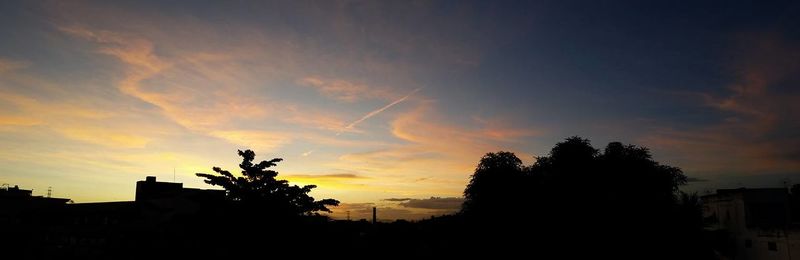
47,186,52,198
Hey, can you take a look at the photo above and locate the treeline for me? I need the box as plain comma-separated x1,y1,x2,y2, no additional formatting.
4,136,713,259
453,136,709,258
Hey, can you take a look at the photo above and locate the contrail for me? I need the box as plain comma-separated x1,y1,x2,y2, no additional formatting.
338,88,421,135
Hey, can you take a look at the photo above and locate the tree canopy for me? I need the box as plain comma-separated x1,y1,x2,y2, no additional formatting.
460,136,704,258
462,151,526,214
462,136,687,217
196,149,339,216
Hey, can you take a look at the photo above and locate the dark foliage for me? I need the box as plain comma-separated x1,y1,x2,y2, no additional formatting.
460,136,711,259
462,151,526,215
196,149,339,216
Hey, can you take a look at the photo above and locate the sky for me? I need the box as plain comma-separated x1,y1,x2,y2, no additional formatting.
1,0,799,220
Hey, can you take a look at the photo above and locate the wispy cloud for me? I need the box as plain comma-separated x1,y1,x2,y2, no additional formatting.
208,130,293,153
297,76,395,102
687,177,709,183
0,89,156,148
414,177,430,182
326,202,457,221
383,198,412,202
639,32,800,175
284,173,365,179
0,57,30,72
397,197,463,210
331,100,539,194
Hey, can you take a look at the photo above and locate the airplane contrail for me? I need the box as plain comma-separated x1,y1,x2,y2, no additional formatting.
337,88,421,135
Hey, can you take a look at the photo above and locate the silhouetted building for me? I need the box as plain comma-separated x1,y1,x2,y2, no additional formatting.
0,185,71,225
0,185,71,204
2,177,226,258
703,187,800,259
135,176,225,202
135,176,183,201
1,185,32,198
0,185,72,258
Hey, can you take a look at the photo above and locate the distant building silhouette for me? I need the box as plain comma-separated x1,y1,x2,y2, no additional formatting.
135,176,225,202
0,184,71,203
0,184,70,226
703,187,800,259
1,185,71,258
135,176,183,201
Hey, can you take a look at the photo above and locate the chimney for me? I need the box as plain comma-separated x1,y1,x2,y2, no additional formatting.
372,207,377,224
146,176,156,183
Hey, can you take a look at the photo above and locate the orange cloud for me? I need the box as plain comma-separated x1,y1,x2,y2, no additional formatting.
282,173,369,191
0,57,30,72
0,90,157,148
59,25,277,133
326,200,459,221
329,100,540,198
280,104,350,133
58,126,151,148
208,130,293,153
640,128,800,174
0,115,41,126
641,33,800,175
391,101,538,153
297,76,396,102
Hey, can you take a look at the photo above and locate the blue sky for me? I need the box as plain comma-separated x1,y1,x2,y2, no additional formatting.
1,0,798,220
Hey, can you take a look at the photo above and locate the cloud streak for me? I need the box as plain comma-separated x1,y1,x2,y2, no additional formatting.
397,197,463,210
339,88,421,134
284,173,365,179
326,201,458,221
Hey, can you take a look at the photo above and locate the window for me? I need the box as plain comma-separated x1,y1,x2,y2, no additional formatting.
745,239,752,248
768,242,777,251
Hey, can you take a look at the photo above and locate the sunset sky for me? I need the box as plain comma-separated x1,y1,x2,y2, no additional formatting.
1,1,799,220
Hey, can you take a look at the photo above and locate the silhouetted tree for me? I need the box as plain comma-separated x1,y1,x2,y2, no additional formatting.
462,151,526,216
196,149,339,216
460,136,710,259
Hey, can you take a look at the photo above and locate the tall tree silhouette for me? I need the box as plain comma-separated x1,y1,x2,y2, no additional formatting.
196,149,339,216
461,151,526,217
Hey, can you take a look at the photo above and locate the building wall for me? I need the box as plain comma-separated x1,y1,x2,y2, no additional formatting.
731,230,800,260
703,188,800,260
